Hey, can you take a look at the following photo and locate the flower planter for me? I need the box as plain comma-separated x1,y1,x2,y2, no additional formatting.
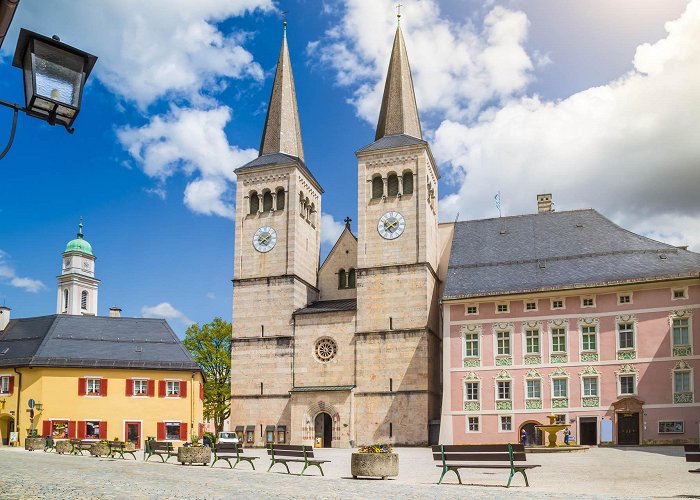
55,440,73,454
351,453,399,480
24,437,44,451
177,446,211,465
90,443,111,457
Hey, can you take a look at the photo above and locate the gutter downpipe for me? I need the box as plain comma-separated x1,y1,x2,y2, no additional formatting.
13,367,21,436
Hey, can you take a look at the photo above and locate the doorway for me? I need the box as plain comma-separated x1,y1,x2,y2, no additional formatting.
617,413,639,445
125,421,141,449
579,417,598,445
0,416,14,445
519,422,542,446
314,412,332,448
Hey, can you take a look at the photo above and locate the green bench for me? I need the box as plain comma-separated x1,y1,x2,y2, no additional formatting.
109,441,137,460
69,439,93,455
267,444,330,476
144,439,176,462
211,442,258,469
432,444,540,487
685,444,700,473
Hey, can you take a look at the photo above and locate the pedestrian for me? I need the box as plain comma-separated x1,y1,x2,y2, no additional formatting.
203,434,212,448
520,428,528,447
564,427,571,445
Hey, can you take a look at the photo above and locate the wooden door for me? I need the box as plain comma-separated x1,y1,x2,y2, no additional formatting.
125,421,141,449
617,413,639,445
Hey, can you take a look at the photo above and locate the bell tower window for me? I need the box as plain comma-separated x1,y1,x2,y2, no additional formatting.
402,171,413,194
371,176,384,199
387,173,399,196
63,289,69,310
81,291,88,310
263,191,273,212
276,188,285,210
348,268,356,289
338,269,347,289
249,191,259,214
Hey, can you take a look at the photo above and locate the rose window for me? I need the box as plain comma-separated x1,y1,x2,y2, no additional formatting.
315,338,337,363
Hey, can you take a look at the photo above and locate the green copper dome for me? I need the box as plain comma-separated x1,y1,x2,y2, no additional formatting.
65,221,93,256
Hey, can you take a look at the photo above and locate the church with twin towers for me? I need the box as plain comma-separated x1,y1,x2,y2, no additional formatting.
231,20,445,447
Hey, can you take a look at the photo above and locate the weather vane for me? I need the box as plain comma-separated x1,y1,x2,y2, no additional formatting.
396,4,402,24
282,10,289,28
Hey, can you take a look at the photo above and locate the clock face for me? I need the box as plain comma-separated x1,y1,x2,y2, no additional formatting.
253,226,277,253
378,211,406,240
82,260,90,271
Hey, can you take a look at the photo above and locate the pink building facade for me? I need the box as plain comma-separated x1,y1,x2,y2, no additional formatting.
439,207,700,446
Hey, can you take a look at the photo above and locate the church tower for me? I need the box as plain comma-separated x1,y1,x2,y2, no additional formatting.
231,24,322,427
354,23,441,444
57,220,99,315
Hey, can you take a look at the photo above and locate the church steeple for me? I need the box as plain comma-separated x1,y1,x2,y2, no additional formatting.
258,23,305,161
375,25,422,141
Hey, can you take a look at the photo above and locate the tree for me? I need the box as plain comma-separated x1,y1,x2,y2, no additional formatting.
183,317,232,435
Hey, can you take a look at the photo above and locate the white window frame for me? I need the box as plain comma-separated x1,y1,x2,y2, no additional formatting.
466,416,480,433
164,420,182,440
580,325,598,353
551,327,567,353
499,415,514,433
166,380,181,397
525,378,542,399
496,380,512,401
524,329,540,355
617,292,633,305
523,300,538,312
463,331,480,358
86,378,101,396
616,322,636,351
581,296,596,308
658,420,684,434
673,369,693,395
552,377,568,398
670,315,692,350
496,330,511,356
496,302,510,314
671,287,688,300
465,304,479,315
618,374,637,396
581,376,599,397
550,298,565,310
84,420,102,440
133,379,148,396
464,381,480,402
0,375,9,394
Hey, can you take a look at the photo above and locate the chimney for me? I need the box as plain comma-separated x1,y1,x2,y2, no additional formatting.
537,193,553,213
0,306,10,331
109,306,122,318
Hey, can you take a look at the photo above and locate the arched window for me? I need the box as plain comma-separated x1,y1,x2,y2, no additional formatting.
348,268,356,289
249,191,259,214
387,173,399,196
372,176,383,199
63,289,69,310
263,191,273,212
276,188,285,210
338,269,346,289
403,171,413,194
81,291,88,310
309,203,316,225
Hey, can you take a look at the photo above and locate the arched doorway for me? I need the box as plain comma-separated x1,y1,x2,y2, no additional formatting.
0,415,15,446
519,421,543,446
314,412,333,448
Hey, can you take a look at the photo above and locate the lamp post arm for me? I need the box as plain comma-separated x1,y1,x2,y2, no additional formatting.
0,98,24,161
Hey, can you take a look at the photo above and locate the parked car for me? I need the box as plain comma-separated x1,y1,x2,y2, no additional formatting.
218,432,240,444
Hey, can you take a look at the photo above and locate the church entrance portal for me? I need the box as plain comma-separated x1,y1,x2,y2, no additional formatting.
314,412,333,448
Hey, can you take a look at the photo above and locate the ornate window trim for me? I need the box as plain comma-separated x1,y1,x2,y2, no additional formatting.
495,302,510,314
578,317,599,361
615,363,639,396
550,367,569,407
463,372,481,411
580,295,596,308
549,319,569,363
579,366,601,407
522,320,542,362
672,360,694,404
615,314,638,360
617,292,633,305
524,369,542,409
494,370,513,410
464,304,479,315
313,337,338,364
550,297,566,310
461,324,482,367
669,310,693,357
670,287,688,301
493,322,514,365
523,299,538,312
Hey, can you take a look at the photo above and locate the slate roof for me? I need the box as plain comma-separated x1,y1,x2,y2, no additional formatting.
235,153,323,194
293,299,357,315
356,134,426,154
0,315,202,372
443,209,700,300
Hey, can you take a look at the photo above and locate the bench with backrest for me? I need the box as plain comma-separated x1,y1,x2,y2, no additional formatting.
432,444,540,487
69,439,93,455
109,441,137,460
684,444,700,473
211,442,258,469
144,439,176,462
267,444,330,476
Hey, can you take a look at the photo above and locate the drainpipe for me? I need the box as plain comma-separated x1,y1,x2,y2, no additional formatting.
13,367,21,436
190,372,195,438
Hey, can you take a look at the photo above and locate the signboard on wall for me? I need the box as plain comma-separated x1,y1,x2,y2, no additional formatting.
601,418,613,443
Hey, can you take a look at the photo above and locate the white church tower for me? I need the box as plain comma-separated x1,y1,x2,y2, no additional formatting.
56,220,99,315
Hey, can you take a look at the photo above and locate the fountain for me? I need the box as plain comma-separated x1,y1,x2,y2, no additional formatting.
535,414,570,448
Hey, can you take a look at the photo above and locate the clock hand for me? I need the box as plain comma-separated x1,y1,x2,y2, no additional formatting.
260,233,271,244
385,219,398,230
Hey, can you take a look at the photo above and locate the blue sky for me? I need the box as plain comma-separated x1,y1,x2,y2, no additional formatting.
1,0,698,336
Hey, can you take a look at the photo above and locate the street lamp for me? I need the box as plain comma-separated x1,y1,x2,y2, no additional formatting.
0,28,97,160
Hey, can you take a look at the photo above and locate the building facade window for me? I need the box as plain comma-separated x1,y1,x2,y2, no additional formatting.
402,171,413,194
166,380,180,397
371,176,384,199
81,291,88,310
500,416,513,432
551,299,564,309
465,382,479,401
672,318,690,346
671,288,688,300
526,379,541,399
134,379,148,395
618,323,635,350
496,303,509,313
338,269,346,289
63,289,69,310
658,421,684,433
347,269,356,289
249,191,259,214
525,329,540,354
581,296,595,307
165,422,181,440
497,380,511,400
525,301,537,311
496,331,511,356
276,188,285,210
618,293,632,304
0,376,10,394
619,375,636,395
465,305,478,315
674,371,691,393
551,328,566,353
583,377,598,397
464,333,479,357
85,421,101,439
581,326,597,351
552,378,568,398
467,416,480,432
262,191,273,212
86,378,101,395
387,173,399,196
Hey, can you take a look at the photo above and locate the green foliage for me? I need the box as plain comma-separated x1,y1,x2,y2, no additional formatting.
204,432,216,445
358,444,393,454
184,317,233,435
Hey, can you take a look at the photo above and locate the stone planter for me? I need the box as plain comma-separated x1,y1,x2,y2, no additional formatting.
55,440,73,454
177,446,211,465
90,442,111,457
24,437,44,451
351,453,399,480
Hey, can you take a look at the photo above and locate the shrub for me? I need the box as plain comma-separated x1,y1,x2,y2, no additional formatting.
358,444,393,454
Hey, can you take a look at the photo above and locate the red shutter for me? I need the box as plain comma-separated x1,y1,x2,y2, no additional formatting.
199,384,204,401
42,420,51,436
198,423,204,437
158,380,166,398
78,378,87,396
157,422,166,440
77,421,86,439
125,379,133,397
179,422,188,441
67,421,77,439
8,376,14,394
99,421,107,440
147,379,155,397
100,378,108,397
179,380,187,398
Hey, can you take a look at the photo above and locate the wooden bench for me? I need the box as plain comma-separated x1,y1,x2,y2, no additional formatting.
267,444,330,476
69,439,93,455
144,440,176,462
43,437,54,452
432,444,540,487
211,443,258,469
109,441,137,460
684,444,700,473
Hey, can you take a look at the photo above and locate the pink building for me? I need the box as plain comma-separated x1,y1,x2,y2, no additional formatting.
439,203,699,446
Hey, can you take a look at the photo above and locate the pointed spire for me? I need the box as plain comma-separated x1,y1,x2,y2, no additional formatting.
258,23,305,161
375,25,422,141
77,216,84,239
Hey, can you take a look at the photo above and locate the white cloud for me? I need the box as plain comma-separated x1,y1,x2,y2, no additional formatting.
0,250,46,293
309,0,534,125
118,106,257,218
434,0,700,250
320,213,345,245
141,302,194,325
2,0,274,108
